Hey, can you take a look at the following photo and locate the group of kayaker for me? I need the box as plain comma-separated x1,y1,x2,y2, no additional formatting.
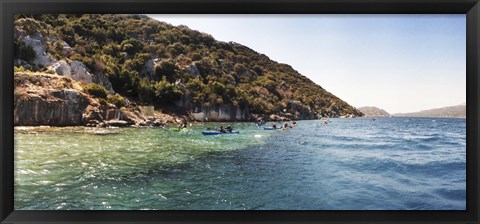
214,121,298,133
269,121,297,130
178,120,301,135
256,119,266,126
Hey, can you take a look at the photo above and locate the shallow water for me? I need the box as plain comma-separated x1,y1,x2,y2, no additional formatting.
14,117,466,210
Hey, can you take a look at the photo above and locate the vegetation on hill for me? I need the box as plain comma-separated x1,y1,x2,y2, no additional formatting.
14,14,363,120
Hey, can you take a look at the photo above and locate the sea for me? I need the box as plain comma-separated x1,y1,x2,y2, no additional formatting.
14,117,466,210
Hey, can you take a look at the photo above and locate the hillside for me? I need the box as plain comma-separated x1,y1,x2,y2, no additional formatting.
358,106,390,117
13,14,362,126
393,104,466,118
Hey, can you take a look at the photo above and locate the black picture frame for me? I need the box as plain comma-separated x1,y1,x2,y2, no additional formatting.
1,0,479,223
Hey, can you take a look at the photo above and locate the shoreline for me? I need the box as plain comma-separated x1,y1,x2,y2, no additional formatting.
12,116,466,130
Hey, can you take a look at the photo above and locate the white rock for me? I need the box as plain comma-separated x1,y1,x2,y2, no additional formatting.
59,40,73,52
22,35,57,67
92,73,115,94
140,58,161,80
184,63,200,77
49,61,71,76
70,60,92,84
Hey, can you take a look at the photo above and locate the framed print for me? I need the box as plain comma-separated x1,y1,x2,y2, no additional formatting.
1,0,479,223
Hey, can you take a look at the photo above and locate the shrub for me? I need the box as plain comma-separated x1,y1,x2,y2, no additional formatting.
83,83,108,99
153,59,177,82
107,93,126,108
128,53,150,72
153,78,183,104
14,66,29,73
106,65,139,97
137,78,156,103
121,38,144,55
14,39,36,63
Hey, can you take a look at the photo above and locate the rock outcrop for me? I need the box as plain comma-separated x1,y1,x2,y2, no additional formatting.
22,35,57,67
48,60,114,94
69,60,93,85
14,72,166,127
49,60,71,76
16,24,114,94
183,63,200,77
140,58,160,80
14,73,90,126
92,72,115,94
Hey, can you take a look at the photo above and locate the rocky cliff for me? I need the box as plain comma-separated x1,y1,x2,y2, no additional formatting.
14,72,174,127
14,73,90,126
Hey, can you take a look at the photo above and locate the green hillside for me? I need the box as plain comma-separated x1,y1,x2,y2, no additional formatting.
14,14,363,121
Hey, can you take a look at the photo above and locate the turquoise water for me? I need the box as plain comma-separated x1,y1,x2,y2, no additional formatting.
14,117,466,210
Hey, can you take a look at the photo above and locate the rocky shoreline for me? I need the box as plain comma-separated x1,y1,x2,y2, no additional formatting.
14,72,360,128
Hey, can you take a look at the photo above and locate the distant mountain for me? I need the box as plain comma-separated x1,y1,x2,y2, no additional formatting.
358,106,390,117
393,104,466,118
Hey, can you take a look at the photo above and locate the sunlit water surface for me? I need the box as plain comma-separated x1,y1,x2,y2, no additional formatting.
14,117,466,210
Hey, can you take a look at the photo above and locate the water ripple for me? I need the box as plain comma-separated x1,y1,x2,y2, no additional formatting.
14,118,465,210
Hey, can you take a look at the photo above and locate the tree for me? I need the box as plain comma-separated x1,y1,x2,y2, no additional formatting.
106,65,139,97
137,78,156,103
14,40,36,63
107,93,126,108
153,78,183,104
121,38,144,55
154,59,177,82
83,83,108,99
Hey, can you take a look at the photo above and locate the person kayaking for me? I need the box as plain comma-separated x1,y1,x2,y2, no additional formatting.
225,125,233,133
271,122,277,129
282,123,289,130
178,121,188,129
291,121,297,126
218,126,226,133
323,120,329,126
257,119,265,126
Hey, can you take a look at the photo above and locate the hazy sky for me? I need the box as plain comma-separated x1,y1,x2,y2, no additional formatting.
148,14,466,114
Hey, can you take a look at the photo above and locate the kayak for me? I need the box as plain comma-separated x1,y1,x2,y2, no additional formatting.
263,127,280,130
202,131,240,135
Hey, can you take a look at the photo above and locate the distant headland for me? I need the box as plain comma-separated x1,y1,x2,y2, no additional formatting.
392,104,466,118
358,106,390,117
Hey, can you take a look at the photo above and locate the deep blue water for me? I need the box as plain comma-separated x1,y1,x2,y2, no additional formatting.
15,117,466,210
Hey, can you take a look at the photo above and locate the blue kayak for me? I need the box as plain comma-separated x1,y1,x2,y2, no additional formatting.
263,127,280,130
202,131,240,135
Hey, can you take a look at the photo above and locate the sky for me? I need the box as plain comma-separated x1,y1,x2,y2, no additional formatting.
147,14,466,114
